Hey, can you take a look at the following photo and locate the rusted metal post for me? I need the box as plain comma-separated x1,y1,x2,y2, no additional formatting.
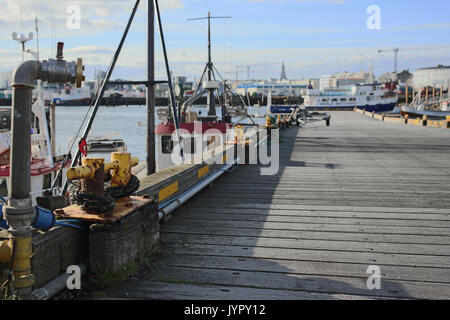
79,158,105,197
147,0,156,176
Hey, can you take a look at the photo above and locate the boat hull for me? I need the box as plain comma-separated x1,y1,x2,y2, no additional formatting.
305,102,396,113
270,103,396,114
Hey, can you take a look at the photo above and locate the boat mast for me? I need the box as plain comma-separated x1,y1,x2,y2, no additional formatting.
206,12,215,116
187,12,231,117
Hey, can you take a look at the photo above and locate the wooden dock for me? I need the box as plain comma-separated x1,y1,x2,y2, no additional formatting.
99,111,450,300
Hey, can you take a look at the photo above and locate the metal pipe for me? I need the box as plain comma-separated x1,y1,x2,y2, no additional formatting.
27,263,87,300
4,60,42,295
4,51,82,296
159,158,238,220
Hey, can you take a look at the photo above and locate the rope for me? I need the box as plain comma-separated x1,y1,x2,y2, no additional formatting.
105,175,140,199
68,181,115,213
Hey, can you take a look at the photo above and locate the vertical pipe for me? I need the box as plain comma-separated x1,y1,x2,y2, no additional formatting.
10,87,32,199
51,102,56,158
405,83,408,105
147,0,156,175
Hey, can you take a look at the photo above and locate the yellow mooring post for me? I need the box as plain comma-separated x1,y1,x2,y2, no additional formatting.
108,152,139,187
67,157,106,196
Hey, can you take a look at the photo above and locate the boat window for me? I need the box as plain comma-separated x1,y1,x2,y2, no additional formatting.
0,178,7,197
322,98,329,102
332,98,338,102
43,173,52,190
340,98,346,102
161,136,173,154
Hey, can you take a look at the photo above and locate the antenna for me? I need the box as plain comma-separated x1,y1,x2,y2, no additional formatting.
186,12,232,116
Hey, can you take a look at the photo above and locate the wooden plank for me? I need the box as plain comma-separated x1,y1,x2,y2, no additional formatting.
57,196,152,223
155,253,450,284
102,280,375,300
161,233,450,256
143,266,450,299
173,212,450,228
166,218,450,237
161,243,450,268
161,224,450,245
174,206,450,221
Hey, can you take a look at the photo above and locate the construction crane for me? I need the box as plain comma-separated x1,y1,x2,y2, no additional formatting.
378,48,399,73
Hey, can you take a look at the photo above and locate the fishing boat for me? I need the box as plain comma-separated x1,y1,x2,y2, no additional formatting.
87,138,127,153
155,12,235,172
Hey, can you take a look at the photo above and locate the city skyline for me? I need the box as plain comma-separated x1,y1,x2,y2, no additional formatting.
0,0,449,82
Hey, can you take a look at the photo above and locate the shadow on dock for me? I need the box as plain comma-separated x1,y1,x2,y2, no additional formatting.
96,112,450,300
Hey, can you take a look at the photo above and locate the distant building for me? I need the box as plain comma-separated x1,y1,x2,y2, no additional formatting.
377,72,397,84
413,65,450,89
320,71,372,91
395,70,413,84
0,71,12,89
236,80,306,97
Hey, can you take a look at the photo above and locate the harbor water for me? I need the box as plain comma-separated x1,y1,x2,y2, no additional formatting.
55,105,267,161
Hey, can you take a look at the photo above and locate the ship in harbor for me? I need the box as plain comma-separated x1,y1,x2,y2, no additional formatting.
301,83,398,112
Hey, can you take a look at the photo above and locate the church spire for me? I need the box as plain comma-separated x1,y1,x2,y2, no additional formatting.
280,61,287,80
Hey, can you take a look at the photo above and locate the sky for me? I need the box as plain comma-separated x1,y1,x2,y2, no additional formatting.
1,0,450,82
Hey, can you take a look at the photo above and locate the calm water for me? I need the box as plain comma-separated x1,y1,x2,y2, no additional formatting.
55,105,266,161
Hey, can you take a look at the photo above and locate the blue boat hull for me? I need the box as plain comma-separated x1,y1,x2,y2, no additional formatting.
270,105,300,114
270,103,396,114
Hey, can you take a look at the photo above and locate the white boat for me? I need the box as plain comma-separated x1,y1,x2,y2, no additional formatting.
300,83,398,112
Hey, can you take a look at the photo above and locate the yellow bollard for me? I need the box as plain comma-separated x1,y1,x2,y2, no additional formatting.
107,153,140,187
66,157,104,180
109,152,132,187
265,116,272,128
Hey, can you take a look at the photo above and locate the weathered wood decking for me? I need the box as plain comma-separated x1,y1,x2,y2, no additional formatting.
101,111,450,300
